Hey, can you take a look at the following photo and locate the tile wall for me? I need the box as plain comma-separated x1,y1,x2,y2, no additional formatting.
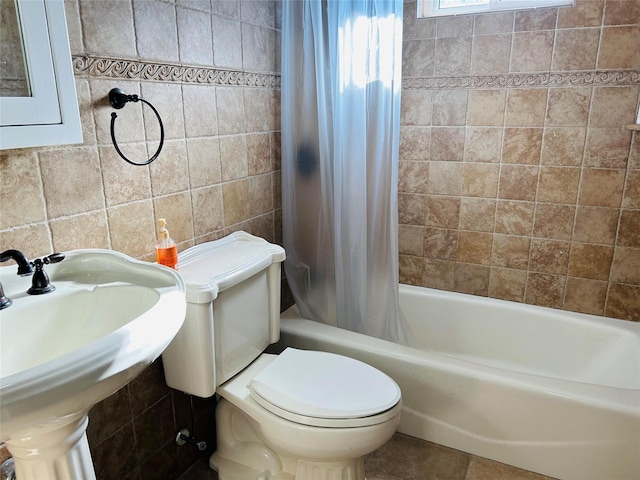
0,0,281,478
399,0,640,321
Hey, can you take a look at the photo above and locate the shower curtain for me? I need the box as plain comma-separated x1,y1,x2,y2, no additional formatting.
281,0,408,344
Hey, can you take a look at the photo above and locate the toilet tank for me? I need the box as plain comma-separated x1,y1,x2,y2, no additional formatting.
161,231,285,398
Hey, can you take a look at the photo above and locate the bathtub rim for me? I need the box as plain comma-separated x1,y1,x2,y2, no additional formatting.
279,308,640,418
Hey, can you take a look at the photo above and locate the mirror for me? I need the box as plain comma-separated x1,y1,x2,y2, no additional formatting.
0,0,30,97
0,0,82,150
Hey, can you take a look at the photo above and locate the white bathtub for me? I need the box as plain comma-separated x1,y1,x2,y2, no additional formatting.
277,284,640,480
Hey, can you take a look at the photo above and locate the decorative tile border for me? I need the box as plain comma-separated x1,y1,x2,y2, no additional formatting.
72,55,280,88
404,71,640,90
73,55,639,91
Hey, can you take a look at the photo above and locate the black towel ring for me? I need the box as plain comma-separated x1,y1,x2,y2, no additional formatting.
109,88,165,166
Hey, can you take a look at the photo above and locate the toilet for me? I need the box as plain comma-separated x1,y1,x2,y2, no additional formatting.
161,231,401,480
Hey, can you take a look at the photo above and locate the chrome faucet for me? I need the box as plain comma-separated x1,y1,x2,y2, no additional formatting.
0,249,34,310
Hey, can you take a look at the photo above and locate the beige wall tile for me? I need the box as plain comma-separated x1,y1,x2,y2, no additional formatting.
551,28,599,71
423,227,457,260
532,203,576,240
81,0,136,57
492,234,530,269
400,126,431,160
618,209,640,248
590,86,640,128
99,144,152,207
182,85,219,138
220,135,249,181
459,197,496,231
399,193,426,225
462,163,499,197
464,127,502,163
474,12,515,34
0,224,52,259
573,206,618,244
471,34,512,75
149,140,189,196
40,148,104,219
598,25,640,69
529,238,571,274
510,31,554,72
568,242,614,280
537,166,580,203
584,128,632,168
50,211,109,252
605,283,640,321
399,224,425,256
505,89,548,127
0,151,45,229
488,267,527,302
399,161,429,194
545,87,591,127
434,37,472,76
432,90,468,126
402,39,435,76
515,8,558,31
133,0,178,62
495,200,535,235
428,161,463,194
217,87,246,135
400,254,425,285
557,0,604,28
454,263,490,295
242,23,278,72
603,0,640,25
498,164,539,201
404,2,436,40
153,192,194,244
540,127,586,166
456,231,493,265
467,90,506,126
431,128,465,161
212,15,243,68
177,6,213,66
401,90,433,126
107,200,155,258
191,185,224,237
578,168,625,207
422,258,455,290
248,174,273,217
424,195,460,228
141,82,185,141
563,277,607,315
623,169,640,208
502,128,543,164
247,133,272,176
187,137,222,188
610,247,640,284
436,15,474,38
525,272,565,308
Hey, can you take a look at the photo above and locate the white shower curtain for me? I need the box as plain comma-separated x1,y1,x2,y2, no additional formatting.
281,0,408,343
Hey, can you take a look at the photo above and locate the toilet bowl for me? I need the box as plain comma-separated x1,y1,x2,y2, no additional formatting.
160,232,402,480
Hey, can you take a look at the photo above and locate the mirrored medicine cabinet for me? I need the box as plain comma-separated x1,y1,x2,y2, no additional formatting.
0,0,82,150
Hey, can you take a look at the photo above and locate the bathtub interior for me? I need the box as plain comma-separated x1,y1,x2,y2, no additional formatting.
399,284,640,390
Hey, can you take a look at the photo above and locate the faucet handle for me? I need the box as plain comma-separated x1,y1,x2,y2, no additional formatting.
43,253,65,264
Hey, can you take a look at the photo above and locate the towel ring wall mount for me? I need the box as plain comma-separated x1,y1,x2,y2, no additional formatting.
109,88,165,166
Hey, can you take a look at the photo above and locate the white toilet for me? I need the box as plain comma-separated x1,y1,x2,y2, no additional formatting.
161,231,402,480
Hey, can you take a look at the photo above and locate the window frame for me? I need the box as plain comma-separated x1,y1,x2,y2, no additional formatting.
417,0,575,18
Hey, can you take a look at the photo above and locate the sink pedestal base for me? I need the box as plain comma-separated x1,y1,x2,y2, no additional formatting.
5,414,96,480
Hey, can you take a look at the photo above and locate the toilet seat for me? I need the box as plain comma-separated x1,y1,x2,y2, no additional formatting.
248,348,401,428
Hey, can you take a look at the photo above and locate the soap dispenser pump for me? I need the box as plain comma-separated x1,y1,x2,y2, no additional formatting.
156,218,178,269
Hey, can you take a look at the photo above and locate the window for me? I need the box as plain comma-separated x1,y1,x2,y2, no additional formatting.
417,0,575,18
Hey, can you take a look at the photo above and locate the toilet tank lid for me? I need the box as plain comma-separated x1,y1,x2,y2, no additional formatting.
177,231,285,304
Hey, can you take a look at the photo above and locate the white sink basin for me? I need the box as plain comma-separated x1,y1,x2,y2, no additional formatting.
0,249,186,480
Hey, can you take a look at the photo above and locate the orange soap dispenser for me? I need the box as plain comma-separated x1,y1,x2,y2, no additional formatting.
156,218,178,269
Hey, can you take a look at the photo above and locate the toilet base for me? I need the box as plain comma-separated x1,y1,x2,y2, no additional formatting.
210,399,368,480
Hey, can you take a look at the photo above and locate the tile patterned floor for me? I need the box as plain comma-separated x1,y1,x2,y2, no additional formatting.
178,432,557,480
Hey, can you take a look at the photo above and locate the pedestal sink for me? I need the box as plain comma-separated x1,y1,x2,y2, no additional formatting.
0,249,186,480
